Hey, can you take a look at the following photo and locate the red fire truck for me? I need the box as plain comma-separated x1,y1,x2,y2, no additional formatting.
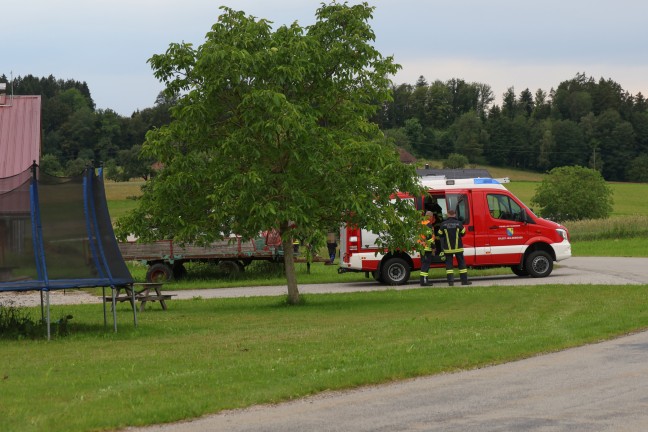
338,177,571,285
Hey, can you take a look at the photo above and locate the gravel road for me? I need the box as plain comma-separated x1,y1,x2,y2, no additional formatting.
2,256,644,307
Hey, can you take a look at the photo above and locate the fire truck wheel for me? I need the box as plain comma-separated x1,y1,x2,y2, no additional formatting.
146,263,174,283
525,250,553,278
381,257,410,286
510,265,529,277
372,270,383,283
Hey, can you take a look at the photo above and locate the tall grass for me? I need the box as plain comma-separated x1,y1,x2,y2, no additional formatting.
564,215,648,241
571,237,648,257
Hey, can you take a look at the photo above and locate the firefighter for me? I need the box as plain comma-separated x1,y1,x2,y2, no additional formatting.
418,211,436,286
437,209,471,286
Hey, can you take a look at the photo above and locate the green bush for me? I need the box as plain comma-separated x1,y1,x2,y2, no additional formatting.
531,166,613,221
443,153,469,169
0,304,73,339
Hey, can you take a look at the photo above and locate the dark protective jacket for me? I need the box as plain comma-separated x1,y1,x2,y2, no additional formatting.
437,216,466,253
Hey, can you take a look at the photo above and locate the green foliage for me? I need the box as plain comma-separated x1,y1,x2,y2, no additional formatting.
39,154,63,175
451,111,485,161
0,305,72,339
105,145,155,181
443,153,469,169
531,166,613,221
9,68,648,184
8,73,174,176
117,3,424,302
626,154,648,182
63,157,91,176
381,72,648,181
0,305,40,338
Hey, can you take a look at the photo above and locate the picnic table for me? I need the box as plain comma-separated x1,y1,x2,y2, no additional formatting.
104,282,175,311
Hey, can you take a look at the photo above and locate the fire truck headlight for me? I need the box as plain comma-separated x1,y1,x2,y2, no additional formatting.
556,229,568,241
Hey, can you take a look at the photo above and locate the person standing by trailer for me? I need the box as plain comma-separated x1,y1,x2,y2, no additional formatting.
418,211,436,286
325,231,338,265
437,209,471,286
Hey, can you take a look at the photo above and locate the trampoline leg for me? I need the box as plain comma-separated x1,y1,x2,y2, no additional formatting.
102,286,107,328
40,291,45,322
130,285,138,328
46,291,51,341
112,287,117,333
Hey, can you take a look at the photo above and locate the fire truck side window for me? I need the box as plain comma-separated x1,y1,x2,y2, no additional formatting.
487,194,524,221
424,195,444,217
446,194,469,224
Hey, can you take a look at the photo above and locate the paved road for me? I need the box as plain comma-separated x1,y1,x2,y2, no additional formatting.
123,256,648,432
166,256,648,300
131,330,648,432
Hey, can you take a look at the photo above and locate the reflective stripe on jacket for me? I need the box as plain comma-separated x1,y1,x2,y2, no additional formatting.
437,217,466,253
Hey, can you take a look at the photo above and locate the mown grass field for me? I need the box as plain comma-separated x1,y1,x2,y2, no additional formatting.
2,285,648,432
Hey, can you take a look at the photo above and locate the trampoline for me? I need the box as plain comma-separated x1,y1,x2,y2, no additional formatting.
0,163,134,337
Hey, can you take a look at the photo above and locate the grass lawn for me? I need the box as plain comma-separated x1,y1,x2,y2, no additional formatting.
2,284,648,432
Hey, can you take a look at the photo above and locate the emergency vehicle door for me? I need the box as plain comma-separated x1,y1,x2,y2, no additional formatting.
484,193,529,264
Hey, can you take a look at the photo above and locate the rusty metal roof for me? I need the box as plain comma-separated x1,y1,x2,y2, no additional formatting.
0,95,42,178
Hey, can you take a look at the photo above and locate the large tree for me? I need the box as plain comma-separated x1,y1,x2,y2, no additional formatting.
117,3,423,304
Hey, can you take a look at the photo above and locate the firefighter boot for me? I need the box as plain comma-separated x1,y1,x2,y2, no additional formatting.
420,276,432,287
460,273,472,286
446,272,454,287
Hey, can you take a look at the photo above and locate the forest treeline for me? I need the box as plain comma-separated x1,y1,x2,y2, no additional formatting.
1,74,172,180
3,72,648,182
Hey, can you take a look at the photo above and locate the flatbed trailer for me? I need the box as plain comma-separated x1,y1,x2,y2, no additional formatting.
119,233,329,282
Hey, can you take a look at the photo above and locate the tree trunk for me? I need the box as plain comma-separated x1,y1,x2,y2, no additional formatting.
282,235,300,304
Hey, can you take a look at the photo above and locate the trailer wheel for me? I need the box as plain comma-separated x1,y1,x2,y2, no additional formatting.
173,263,187,280
511,265,529,277
218,260,241,276
146,263,174,283
381,257,410,286
525,251,553,278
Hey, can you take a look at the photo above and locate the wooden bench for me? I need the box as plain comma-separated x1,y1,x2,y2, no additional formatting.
137,293,176,311
104,283,175,311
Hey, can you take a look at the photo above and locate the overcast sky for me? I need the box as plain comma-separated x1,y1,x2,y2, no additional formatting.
5,0,648,116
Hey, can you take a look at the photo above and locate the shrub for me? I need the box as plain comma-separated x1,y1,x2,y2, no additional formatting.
531,166,613,221
443,153,469,169
0,303,73,339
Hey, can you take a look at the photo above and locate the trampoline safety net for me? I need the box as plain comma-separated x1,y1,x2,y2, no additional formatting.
0,164,133,292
